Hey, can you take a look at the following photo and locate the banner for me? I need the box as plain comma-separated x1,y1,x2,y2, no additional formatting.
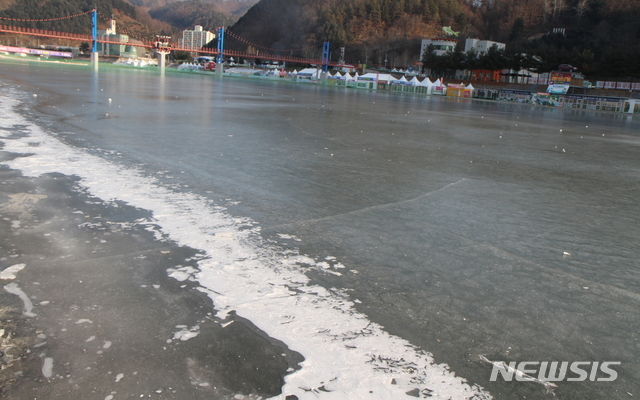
0,45,72,58
546,83,570,94
532,93,561,106
550,72,572,83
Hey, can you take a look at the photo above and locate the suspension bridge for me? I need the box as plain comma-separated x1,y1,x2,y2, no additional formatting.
0,8,342,70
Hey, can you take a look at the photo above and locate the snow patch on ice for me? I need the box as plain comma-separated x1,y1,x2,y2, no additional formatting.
172,325,200,342
167,265,197,282
42,357,53,378
0,264,26,280
4,283,36,316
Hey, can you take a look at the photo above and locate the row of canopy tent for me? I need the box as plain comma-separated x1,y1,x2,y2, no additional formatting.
355,73,448,88
181,65,471,91
294,69,474,91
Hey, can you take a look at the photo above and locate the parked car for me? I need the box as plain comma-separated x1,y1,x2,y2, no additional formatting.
558,64,578,72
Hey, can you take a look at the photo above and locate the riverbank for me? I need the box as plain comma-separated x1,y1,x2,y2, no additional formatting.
3,51,639,113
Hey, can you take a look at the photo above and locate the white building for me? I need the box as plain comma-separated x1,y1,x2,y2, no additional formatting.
97,19,138,58
178,25,215,50
420,38,458,59
464,38,506,54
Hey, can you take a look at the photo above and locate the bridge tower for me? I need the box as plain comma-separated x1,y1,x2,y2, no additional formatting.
91,9,98,70
155,36,171,74
322,42,330,73
321,41,330,81
216,27,224,78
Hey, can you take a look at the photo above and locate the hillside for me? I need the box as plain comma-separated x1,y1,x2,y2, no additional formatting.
0,0,139,35
229,0,640,78
0,0,250,40
0,0,638,78
148,1,236,31
127,0,259,17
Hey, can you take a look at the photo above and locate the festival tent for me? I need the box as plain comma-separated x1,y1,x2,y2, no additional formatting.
297,68,320,78
417,77,433,94
226,67,263,75
392,75,410,84
465,83,475,97
358,73,395,82
344,73,358,81
182,62,204,70
329,71,343,79
409,76,421,86
432,78,446,94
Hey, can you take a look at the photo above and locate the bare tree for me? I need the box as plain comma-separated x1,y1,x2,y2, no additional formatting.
575,0,589,17
545,0,567,22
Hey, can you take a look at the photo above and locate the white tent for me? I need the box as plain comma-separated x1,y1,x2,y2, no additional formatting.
409,76,420,86
417,77,434,94
330,71,343,79
466,83,475,90
417,77,433,87
297,68,320,77
358,73,394,82
432,78,446,94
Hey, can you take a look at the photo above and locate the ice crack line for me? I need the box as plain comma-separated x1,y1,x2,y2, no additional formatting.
268,178,468,231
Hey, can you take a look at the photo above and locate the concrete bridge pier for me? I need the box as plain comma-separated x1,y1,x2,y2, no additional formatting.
625,99,638,114
156,50,169,74
154,36,172,75
91,52,99,71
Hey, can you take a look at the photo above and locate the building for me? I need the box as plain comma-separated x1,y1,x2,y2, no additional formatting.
97,20,138,58
464,38,506,54
420,38,458,59
178,26,215,50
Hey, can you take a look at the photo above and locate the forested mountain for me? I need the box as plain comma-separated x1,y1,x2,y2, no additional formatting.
228,0,640,78
0,0,638,78
126,0,259,17
148,1,235,31
0,0,136,34
0,0,250,40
